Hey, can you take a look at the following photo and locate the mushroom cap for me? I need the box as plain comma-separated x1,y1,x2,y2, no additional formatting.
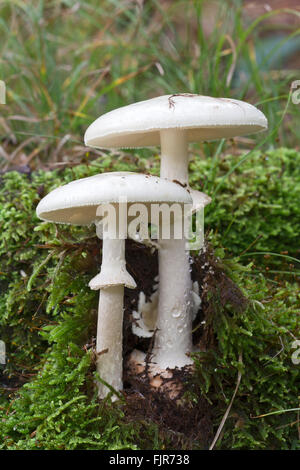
190,189,211,214
36,171,192,225
84,94,268,149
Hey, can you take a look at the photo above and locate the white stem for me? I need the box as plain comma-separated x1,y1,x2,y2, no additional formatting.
153,235,193,369
102,237,126,274
96,283,124,399
160,128,189,184
96,236,126,399
152,128,193,369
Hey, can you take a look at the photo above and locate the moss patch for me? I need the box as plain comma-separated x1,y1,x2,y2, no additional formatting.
0,148,299,449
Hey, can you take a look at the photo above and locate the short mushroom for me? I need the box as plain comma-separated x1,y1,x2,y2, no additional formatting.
84,94,268,371
36,171,192,399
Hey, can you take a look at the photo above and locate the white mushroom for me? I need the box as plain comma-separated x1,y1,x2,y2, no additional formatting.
84,94,268,372
36,171,192,399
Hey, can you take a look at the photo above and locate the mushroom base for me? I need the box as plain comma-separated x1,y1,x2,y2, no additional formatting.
126,349,194,401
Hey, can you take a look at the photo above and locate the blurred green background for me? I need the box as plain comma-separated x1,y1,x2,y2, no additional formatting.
0,0,299,171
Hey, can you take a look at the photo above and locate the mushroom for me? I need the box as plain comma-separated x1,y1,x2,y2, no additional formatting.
84,94,268,372
36,171,192,399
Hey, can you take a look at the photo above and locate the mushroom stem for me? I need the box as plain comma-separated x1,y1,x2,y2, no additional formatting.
152,128,193,369
96,283,124,399
92,205,136,399
95,237,126,399
160,129,189,184
152,234,193,369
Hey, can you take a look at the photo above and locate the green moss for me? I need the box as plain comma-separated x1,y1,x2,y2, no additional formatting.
190,147,300,257
0,342,140,450
190,249,299,450
0,148,299,449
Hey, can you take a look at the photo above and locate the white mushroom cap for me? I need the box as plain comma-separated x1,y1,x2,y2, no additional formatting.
84,94,268,149
36,171,192,225
189,189,212,213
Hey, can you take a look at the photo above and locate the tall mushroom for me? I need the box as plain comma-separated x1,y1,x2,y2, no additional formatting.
36,171,192,399
84,94,268,372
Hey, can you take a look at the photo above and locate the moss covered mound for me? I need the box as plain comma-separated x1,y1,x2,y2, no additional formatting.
0,148,299,450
